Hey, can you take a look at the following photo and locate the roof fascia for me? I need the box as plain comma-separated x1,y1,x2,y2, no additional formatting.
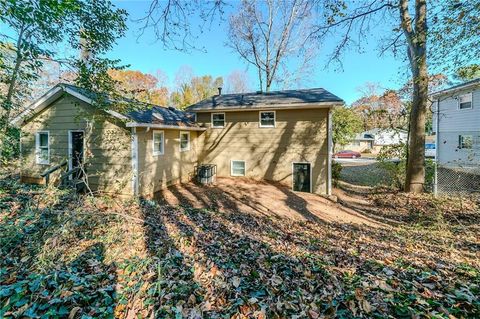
189,101,343,113
11,86,63,127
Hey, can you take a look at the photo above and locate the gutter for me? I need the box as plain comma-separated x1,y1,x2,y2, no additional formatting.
126,122,207,131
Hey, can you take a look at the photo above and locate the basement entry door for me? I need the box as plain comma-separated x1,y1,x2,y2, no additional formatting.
292,163,311,192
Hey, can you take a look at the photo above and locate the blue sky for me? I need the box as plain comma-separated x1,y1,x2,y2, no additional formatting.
109,1,408,105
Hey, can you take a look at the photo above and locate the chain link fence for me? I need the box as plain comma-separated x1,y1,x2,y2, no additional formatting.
435,164,480,196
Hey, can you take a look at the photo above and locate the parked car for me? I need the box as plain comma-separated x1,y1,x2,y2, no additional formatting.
425,143,436,158
334,150,361,159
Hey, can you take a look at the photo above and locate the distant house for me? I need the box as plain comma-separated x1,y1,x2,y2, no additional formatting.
431,78,480,194
343,128,408,153
12,84,344,197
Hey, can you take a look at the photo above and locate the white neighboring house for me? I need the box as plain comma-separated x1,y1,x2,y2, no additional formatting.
343,128,407,153
432,78,480,167
431,78,480,194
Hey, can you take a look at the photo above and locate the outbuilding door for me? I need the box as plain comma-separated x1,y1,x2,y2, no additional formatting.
69,131,84,179
292,163,311,192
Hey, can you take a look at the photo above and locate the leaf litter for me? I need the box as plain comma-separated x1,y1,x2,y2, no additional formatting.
0,178,479,318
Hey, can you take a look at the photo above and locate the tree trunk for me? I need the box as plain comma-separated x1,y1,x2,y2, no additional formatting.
0,27,25,153
405,62,428,192
402,0,428,193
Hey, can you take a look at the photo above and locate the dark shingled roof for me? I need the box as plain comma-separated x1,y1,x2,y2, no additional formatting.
186,87,344,111
61,83,197,128
127,106,196,127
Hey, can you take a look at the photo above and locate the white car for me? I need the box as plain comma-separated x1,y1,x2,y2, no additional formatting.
425,143,436,158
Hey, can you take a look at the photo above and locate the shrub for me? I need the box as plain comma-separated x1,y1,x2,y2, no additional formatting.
332,161,342,186
377,143,436,192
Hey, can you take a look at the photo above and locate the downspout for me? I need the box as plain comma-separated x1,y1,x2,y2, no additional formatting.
327,108,333,196
131,127,139,196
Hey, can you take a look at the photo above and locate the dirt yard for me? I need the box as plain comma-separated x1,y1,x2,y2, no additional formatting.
157,177,384,227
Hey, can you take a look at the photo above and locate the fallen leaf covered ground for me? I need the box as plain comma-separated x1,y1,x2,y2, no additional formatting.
1,177,479,318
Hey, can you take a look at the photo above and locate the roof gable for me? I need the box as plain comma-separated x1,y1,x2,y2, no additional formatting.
11,84,204,131
11,84,128,127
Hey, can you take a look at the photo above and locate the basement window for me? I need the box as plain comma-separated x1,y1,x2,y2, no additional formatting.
35,131,50,165
458,93,472,110
231,160,246,176
259,111,275,127
152,130,164,155
180,131,190,152
211,113,225,128
459,135,473,149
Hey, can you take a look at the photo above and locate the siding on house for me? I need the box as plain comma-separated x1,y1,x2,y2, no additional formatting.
20,94,133,195
195,108,330,194
136,128,201,196
434,88,480,166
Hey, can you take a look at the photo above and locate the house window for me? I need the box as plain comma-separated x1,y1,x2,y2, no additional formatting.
259,111,275,127
180,131,190,152
458,93,472,110
459,135,473,149
231,160,246,176
211,113,225,128
35,131,50,164
152,130,164,155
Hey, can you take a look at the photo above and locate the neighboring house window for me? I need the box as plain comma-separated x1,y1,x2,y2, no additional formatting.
152,130,164,155
180,131,190,152
259,111,275,127
231,160,246,176
458,93,472,110
35,131,49,164
353,141,361,146
459,135,473,149
211,113,225,128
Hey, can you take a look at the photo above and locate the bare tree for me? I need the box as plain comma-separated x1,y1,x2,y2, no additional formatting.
227,0,317,92
224,70,251,93
311,0,479,193
137,0,226,51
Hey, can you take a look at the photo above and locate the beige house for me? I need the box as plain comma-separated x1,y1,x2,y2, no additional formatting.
13,84,343,197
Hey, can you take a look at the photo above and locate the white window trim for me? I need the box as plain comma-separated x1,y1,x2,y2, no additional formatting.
211,112,225,128
230,160,246,177
259,110,276,128
292,162,313,193
457,92,473,110
179,131,190,152
152,130,165,156
35,131,50,165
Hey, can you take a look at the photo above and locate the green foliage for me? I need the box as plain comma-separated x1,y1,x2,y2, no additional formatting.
429,1,480,73
377,143,436,192
455,64,480,82
0,0,128,161
0,126,19,163
171,75,223,109
332,161,342,186
377,143,407,190
332,106,362,151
